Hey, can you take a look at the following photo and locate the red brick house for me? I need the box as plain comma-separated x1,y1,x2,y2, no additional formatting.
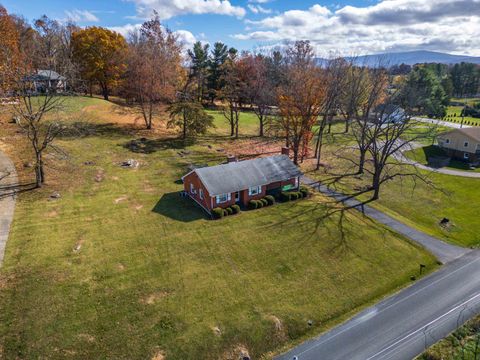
182,152,302,214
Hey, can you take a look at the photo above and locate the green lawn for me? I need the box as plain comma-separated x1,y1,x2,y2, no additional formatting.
0,97,437,359
443,106,480,126
303,126,480,248
418,315,480,360
207,109,262,136
405,146,480,172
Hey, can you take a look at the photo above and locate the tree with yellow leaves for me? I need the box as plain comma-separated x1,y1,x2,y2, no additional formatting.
71,27,128,100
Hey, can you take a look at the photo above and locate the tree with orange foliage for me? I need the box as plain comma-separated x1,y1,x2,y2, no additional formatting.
277,41,325,165
0,6,21,97
71,27,128,100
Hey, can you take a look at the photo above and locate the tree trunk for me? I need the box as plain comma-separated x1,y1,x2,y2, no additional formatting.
230,107,235,137
259,115,264,137
235,111,239,139
35,152,44,188
315,133,324,170
103,89,109,101
371,171,381,200
358,149,366,174
292,141,299,165
183,109,187,140
344,117,350,133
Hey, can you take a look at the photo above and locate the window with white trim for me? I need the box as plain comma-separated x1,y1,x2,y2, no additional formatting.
199,189,204,200
445,138,450,144
190,183,195,194
464,152,470,159
464,141,469,147
248,186,261,196
216,193,230,204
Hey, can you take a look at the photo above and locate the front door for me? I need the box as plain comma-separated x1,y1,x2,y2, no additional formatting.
235,191,240,203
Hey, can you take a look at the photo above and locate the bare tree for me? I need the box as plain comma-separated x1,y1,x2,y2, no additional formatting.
351,66,389,174
314,57,349,170
359,106,436,201
125,14,183,129
13,92,65,188
239,53,276,137
219,50,242,138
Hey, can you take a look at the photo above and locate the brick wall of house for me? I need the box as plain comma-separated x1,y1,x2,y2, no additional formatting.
183,174,301,212
183,172,213,212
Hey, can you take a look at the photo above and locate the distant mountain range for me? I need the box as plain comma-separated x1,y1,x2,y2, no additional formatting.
317,51,480,67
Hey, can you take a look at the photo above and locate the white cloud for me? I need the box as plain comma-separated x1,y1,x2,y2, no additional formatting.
127,0,246,20
108,23,197,51
64,9,99,23
175,29,198,49
108,23,142,37
247,4,272,14
235,0,480,56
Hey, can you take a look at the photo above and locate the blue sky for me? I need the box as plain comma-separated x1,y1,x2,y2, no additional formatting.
2,0,480,56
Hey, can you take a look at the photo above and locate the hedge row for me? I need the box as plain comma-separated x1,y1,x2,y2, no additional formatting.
248,195,275,210
212,204,241,219
280,186,309,202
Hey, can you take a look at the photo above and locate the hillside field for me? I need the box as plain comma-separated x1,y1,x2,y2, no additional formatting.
0,96,436,359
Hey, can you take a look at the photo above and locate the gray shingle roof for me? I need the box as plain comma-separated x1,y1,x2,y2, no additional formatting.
25,70,66,81
187,155,302,196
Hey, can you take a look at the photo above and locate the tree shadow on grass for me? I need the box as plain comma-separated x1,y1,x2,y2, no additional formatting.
58,122,135,140
152,192,208,222
124,137,195,154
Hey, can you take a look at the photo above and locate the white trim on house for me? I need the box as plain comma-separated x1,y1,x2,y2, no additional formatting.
216,193,230,204
248,185,262,196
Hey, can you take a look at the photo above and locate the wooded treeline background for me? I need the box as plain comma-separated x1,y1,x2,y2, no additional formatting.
1,5,479,196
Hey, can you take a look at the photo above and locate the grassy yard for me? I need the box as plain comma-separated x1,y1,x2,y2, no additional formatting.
418,315,480,360
303,125,480,248
443,106,480,126
0,97,437,359
404,145,480,172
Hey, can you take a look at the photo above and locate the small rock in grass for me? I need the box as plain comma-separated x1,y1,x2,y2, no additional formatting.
120,159,139,168
50,192,61,199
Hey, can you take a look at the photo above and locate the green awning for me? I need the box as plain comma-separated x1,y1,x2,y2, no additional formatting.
282,184,294,191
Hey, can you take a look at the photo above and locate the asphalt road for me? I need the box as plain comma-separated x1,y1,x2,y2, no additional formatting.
276,250,480,360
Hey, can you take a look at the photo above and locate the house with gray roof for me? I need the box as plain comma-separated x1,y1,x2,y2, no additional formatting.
182,149,302,214
24,70,67,94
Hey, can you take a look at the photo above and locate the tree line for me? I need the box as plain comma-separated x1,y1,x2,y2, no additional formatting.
1,5,478,200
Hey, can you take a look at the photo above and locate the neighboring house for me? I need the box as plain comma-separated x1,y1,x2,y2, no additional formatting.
182,149,302,214
437,128,480,163
24,70,67,93
380,105,407,124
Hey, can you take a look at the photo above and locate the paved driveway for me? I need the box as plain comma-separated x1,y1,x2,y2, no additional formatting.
0,150,17,266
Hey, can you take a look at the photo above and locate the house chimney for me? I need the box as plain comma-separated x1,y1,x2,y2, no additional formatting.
227,155,238,163
281,147,290,156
